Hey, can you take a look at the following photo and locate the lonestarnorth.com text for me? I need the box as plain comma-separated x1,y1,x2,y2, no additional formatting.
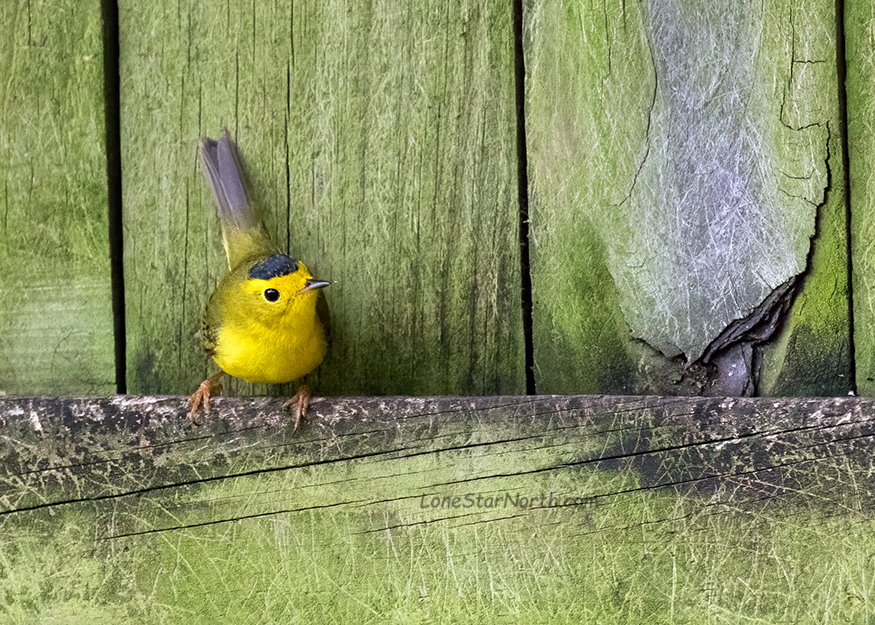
419,492,596,510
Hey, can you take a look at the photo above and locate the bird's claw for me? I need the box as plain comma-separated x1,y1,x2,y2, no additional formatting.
187,372,224,425
284,385,311,431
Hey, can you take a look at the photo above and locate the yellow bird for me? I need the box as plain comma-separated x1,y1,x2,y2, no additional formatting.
187,130,330,427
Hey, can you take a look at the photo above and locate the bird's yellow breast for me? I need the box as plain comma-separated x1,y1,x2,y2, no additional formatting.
212,305,328,384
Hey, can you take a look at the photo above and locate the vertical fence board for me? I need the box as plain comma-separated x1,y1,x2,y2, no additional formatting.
525,0,849,396
120,0,524,400
757,2,850,397
0,0,115,395
847,0,875,396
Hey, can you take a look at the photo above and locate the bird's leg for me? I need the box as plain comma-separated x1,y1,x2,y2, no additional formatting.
187,370,226,425
283,382,312,431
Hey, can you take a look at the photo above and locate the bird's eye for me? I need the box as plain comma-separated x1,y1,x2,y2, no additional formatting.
264,288,280,302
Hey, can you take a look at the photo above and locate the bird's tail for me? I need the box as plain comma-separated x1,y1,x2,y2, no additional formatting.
200,130,277,270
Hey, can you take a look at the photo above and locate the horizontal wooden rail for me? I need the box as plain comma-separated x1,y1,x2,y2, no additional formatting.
2,394,874,621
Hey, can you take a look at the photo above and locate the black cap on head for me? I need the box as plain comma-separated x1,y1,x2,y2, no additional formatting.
249,255,300,280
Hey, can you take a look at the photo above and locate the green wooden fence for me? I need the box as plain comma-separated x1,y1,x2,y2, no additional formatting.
4,0,874,402
6,0,875,621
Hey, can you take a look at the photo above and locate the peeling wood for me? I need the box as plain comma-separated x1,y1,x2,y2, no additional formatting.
526,0,850,396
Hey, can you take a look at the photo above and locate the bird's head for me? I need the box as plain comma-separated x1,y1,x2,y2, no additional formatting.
239,254,329,321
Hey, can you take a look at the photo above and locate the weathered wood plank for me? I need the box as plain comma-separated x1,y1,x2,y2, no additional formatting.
2,394,875,621
524,0,850,396
847,0,875,396
758,2,852,397
0,0,115,394
120,0,524,399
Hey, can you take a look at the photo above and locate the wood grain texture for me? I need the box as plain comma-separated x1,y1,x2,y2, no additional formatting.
757,1,852,397
847,0,875,396
525,0,850,395
2,394,875,621
0,0,115,394
120,0,524,398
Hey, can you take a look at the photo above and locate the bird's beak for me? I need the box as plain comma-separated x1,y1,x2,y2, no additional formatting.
299,279,330,294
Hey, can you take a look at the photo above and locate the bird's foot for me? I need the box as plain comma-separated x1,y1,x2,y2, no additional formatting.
187,371,225,425
284,384,312,431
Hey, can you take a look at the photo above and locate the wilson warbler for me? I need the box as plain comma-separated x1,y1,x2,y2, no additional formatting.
187,130,330,427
